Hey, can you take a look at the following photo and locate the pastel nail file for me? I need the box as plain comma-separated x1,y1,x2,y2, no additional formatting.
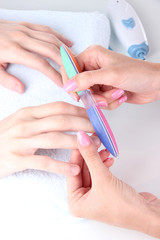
60,45,119,158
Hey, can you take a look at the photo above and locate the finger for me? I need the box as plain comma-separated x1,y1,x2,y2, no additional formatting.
67,150,83,195
22,155,80,176
63,68,118,93
20,22,73,47
92,94,108,108
25,29,64,48
77,130,107,182
20,36,62,65
99,149,114,168
11,46,62,86
0,69,24,93
99,149,110,161
15,133,100,152
101,89,125,104
82,160,91,188
103,157,114,168
28,102,88,119
60,66,69,85
139,192,158,202
29,102,88,119
60,66,79,102
12,115,95,137
107,95,128,110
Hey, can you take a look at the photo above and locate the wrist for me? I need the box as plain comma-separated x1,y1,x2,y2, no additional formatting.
150,63,160,99
121,201,160,238
146,205,160,238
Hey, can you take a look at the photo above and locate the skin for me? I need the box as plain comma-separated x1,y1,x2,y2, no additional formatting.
67,131,160,239
62,46,160,237
0,20,73,93
0,101,104,178
63,45,160,110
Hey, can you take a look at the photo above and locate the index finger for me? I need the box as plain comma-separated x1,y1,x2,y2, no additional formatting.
60,66,79,101
12,47,63,87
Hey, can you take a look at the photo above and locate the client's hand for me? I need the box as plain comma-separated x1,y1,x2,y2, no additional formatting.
67,131,160,239
0,102,101,178
0,20,73,92
63,45,160,110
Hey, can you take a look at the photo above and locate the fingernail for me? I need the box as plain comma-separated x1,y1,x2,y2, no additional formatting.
92,136,101,147
70,165,80,175
119,95,127,104
101,149,109,159
77,130,91,147
96,101,108,107
67,40,73,47
69,93,78,102
112,89,124,99
63,80,78,92
12,83,23,93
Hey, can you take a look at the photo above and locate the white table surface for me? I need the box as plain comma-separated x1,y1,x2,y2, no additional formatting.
0,1,160,240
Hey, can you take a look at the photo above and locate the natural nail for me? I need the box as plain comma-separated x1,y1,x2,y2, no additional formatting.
12,83,22,93
92,136,101,147
69,93,78,102
96,101,108,107
77,130,91,147
119,95,128,104
70,165,80,175
112,89,124,99
63,80,78,92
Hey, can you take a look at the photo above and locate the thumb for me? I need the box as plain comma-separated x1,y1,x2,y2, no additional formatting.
77,130,108,181
63,68,116,93
0,69,24,93
140,192,158,203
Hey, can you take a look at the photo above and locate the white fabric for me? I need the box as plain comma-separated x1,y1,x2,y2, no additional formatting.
0,9,111,240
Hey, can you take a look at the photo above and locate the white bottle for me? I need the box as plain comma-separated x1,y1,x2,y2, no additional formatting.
107,0,149,60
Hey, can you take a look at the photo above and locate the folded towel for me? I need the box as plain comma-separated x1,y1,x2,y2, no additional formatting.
0,9,111,240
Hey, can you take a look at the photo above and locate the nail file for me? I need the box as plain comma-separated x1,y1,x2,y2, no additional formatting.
60,45,119,158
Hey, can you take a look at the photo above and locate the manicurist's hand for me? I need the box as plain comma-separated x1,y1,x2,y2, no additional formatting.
67,130,160,238
0,102,102,178
0,20,73,93
63,45,160,110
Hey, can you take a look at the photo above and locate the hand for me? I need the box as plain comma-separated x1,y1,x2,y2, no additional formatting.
0,20,73,93
0,102,102,178
67,131,160,238
63,45,160,110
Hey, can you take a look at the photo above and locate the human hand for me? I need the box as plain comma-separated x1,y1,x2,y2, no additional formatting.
0,20,73,93
63,45,160,110
0,102,102,178
67,130,160,238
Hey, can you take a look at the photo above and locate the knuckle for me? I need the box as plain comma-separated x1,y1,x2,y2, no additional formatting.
38,58,49,69
87,44,103,52
16,107,30,117
43,25,52,32
12,30,26,40
15,122,28,135
19,21,29,26
4,42,19,52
